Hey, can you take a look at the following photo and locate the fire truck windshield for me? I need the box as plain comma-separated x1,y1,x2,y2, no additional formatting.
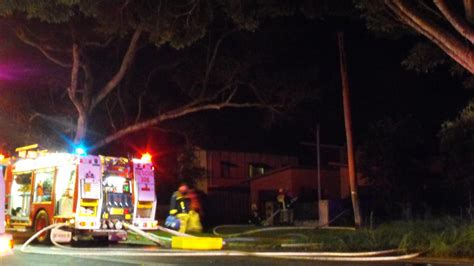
10,173,32,219
103,175,131,193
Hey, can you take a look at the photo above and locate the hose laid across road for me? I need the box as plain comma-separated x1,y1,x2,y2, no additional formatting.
20,222,421,262
213,225,315,238
124,223,172,247
213,209,352,238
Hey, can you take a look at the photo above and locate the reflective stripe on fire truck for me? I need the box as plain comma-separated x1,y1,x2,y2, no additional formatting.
132,161,158,230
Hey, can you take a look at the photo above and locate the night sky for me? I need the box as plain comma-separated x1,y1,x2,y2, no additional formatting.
0,14,472,160
152,16,472,158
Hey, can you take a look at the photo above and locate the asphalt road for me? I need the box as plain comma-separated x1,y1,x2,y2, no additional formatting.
0,246,365,266
3,233,473,266
2,245,474,266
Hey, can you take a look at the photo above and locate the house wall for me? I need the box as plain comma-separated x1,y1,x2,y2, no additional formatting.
250,169,293,204
291,169,341,200
250,168,342,205
196,149,298,189
339,166,367,199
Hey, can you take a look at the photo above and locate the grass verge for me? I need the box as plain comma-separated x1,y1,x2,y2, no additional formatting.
123,217,474,259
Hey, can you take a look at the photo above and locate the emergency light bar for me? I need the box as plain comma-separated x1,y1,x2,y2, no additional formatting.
75,146,87,155
141,153,152,163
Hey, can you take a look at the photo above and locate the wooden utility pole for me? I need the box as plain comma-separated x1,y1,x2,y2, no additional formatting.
337,32,362,228
316,124,321,203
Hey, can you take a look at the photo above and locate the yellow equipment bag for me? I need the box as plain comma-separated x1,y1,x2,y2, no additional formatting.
171,236,223,250
186,210,203,233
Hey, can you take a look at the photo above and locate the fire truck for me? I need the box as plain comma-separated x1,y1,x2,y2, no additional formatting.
3,144,157,243
0,155,13,255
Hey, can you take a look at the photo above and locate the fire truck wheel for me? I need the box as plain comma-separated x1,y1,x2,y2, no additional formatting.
34,210,50,244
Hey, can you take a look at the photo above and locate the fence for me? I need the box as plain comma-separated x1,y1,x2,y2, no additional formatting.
204,189,250,226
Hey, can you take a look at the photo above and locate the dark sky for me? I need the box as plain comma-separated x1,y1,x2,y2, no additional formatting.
1,13,472,160
162,16,472,157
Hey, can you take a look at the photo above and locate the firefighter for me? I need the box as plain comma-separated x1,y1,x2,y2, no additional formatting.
168,183,191,233
277,188,294,225
248,203,262,226
186,188,203,233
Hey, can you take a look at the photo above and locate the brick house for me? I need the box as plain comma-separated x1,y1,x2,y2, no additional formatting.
193,148,298,192
192,146,367,224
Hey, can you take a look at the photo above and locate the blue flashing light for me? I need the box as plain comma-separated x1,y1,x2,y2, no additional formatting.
75,146,87,155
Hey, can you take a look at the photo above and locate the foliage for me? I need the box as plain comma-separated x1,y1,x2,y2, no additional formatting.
358,117,428,218
356,0,474,86
217,218,474,258
439,99,474,216
0,0,212,48
439,99,474,181
177,145,206,187
401,42,448,73
355,0,407,38
0,0,327,148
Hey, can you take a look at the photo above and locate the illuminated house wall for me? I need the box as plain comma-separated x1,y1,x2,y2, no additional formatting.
194,148,298,191
248,166,343,205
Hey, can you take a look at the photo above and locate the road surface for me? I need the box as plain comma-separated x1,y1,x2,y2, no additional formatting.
2,245,474,266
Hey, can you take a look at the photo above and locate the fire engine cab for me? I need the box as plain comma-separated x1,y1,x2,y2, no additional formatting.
0,155,13,255
3,144,157,243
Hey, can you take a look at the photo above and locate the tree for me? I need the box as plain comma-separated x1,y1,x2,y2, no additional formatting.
439,100,474,219
177,145,206,188
0,0,320,148
357,0,474,83
0,60,67,149
358,117,428,219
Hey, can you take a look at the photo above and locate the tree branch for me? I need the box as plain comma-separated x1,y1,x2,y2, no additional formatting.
386,0,474,73
201,30,236,96
15,27,71,68
81,59,94,110
105,96,118,132
68,43,84,113
84,37,114,48
90,25,144,111
135,91,146,123
434,0,474,43
464,0,474,24
91,101,275,150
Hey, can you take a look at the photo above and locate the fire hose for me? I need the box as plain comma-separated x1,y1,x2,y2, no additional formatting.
19,222,422,262
213,209,352,238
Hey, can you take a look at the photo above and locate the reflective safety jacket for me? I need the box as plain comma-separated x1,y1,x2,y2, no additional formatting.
169,191,190,215
277,193,294,210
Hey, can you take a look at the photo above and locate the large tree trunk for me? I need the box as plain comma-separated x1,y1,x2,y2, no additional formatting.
337,32,362,228
386,0,474,73
464,0,474,24
74,112,88,144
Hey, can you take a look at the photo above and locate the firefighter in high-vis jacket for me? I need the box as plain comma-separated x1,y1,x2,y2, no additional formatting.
277,188,294,225
168,183,202,233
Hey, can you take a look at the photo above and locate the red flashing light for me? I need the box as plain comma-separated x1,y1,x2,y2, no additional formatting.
141,153,152,163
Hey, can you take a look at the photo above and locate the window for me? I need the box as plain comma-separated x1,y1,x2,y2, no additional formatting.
248,163,269,178
10,172,32,219
55,165,76,216
33,170,54,203
220,161,237,178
